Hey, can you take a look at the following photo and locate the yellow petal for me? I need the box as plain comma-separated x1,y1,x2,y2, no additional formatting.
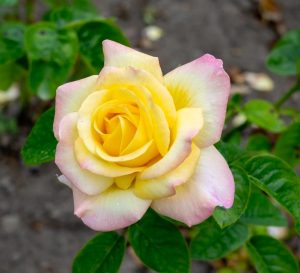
74,137,144,177
151,104,170,156
77,90,110,154
95,140,154,162
102,121,122,156
115,173,136,190
97,66,176,127
118,140,159,167
139,107,203,180
135,144,200,199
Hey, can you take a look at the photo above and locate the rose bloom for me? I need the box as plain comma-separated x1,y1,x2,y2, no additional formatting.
54,40,234,231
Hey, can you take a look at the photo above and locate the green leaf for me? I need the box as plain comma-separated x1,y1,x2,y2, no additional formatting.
245,154,300,233
128,209,190,273
274,122,300,167
73,0,98,12
77,19,129,73
215,141,247,165
72,232,125,273
213,165,251,228
243,100,285,133
241,191,287,226
246,235,299,273
0,0,18,7
247,134,272,152
226,93,242,122
267,29,300,76
49,7,98,27
0,62,23,90
0,22,26,65
21,108,57,165
25,22,78,99
280,107,300,121
191,218,249,261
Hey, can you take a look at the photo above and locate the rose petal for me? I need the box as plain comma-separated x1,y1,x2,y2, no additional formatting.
72,185,151,231
151,104,170,156
97,66,176,127
103,39,163,82
77,90,110,154
55,113,114,195
151,146,234,226
135,144,200,199
54,75,98,139
139,107,203,180
74,137,144,177
165,54,230,147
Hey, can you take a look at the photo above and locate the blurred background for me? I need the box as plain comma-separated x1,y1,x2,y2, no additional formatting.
0,0,299,272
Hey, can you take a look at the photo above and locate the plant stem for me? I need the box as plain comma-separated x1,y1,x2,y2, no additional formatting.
275,80,300,109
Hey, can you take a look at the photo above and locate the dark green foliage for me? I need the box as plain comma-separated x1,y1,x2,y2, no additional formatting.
77,19,129,73
245,155,300,233
241,190,287,227
25,22,79,99
0,22,26,65
274,122,300,167
21,108,57,165
214,165,251,228
128,209,190,273
247,134,272,152
267,29,300,76
72,232,125,273
247,235,299,273
191,218,249,261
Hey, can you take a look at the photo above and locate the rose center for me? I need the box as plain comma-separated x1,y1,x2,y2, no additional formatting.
92,101,141,156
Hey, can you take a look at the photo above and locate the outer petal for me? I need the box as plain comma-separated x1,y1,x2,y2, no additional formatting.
151,146,234,226
164,54,230,148
135,144,200,199
103,40,163,82
54,75,98,139
72,186,151,231
139,107,203,180
55,113,114,195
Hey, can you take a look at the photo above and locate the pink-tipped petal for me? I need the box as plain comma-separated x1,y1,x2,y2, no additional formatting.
72,186,151,231
55,113,114,195
103,40,163,82
151,146,234,226
57,175,72,188
165,54,230,148
54,75,98,139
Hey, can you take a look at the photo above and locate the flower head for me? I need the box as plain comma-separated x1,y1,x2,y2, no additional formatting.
54,40,234,231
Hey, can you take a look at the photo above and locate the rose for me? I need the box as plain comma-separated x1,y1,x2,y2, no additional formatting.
54,40,234,231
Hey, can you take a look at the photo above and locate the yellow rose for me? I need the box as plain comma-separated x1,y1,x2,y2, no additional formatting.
54,40,234,231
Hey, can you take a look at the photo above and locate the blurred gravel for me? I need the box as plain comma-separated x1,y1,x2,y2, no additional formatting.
1,0,299,272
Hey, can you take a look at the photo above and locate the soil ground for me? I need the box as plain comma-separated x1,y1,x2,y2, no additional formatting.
0,1,300,272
